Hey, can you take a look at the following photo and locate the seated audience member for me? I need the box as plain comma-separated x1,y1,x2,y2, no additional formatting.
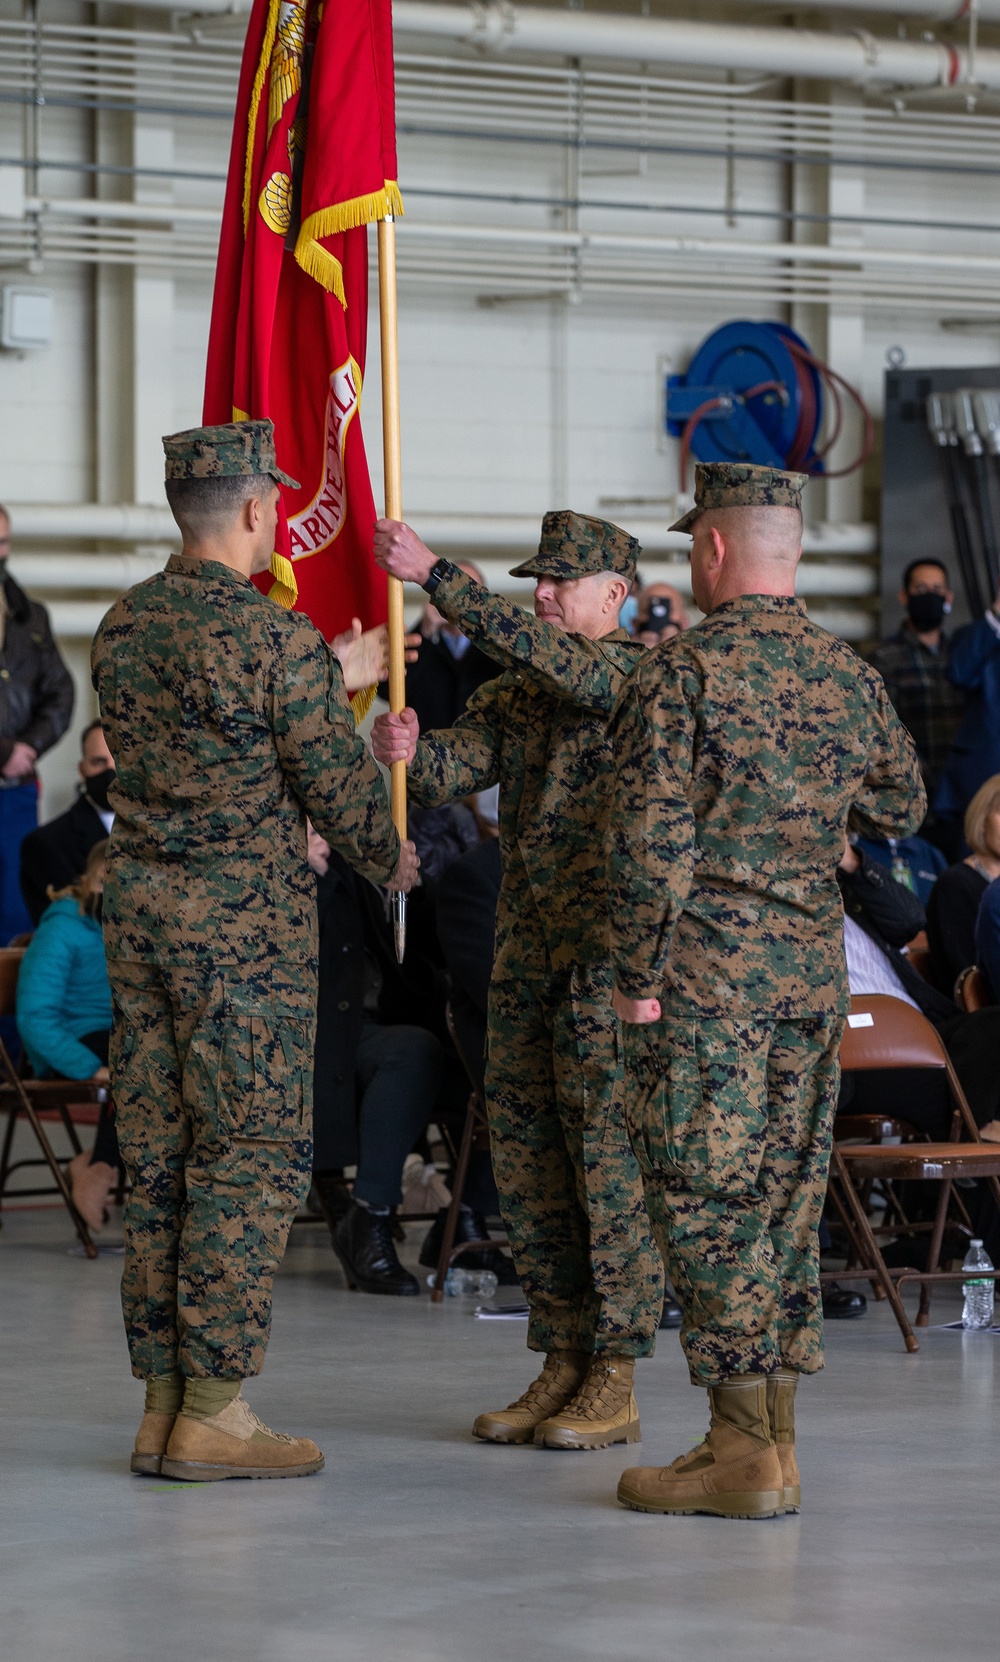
380,559,498,731
16,840,118,1230
631,582,689,649
926,773,1000,996
308,826,450,1297
975,876,1000,1004
838,838,1000,1142
20,719,115,927
854,832,946,906
935,569,1000,844
869,558,965,856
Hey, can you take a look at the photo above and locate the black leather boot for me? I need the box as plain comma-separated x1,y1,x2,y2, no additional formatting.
419,1205,520,1286
333,1202,420,1296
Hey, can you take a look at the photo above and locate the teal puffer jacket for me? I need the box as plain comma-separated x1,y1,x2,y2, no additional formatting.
16,895,112,1081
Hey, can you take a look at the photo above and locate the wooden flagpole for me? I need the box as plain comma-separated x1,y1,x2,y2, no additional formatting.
377,212,407,960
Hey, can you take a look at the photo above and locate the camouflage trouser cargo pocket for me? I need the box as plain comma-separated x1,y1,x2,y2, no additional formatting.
215,994,310,1142
623,1017,769,1193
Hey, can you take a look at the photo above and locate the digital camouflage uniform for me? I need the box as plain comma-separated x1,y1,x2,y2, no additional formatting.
609,464,926,1386
408,513,664,1359
92,421,399,1382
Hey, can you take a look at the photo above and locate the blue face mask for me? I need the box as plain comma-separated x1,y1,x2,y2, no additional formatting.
619,595,639,634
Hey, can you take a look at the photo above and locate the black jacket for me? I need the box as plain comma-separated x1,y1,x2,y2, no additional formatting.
312,851,449,1169
19,793,108,925
0,569,74,768
380,632,498,733
837,850,958,1029
434,836,501,1097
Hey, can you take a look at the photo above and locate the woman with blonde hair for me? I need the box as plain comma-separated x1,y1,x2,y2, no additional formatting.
927,774,1000,996
16,838,117,1229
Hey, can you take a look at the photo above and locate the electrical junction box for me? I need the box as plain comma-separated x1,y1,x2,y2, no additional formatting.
1,286,53,351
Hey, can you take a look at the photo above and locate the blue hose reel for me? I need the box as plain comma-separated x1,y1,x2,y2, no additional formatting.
666,320,826,475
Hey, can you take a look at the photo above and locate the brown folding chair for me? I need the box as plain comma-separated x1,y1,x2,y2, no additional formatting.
955,965,992,1012
0,947,101,1258
427,1004,510,1304
827,994,1000,1351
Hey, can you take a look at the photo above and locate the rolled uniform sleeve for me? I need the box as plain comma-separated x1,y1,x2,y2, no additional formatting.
847,679,927,843
608,657,698,1001
270,618,399,885
408,676,503,807
432,566,626,713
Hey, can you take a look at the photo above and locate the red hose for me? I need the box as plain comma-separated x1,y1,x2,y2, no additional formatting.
678,344,873,484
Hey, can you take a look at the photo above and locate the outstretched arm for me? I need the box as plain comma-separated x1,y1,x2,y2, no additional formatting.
608,656,698,1009
374,520,630,712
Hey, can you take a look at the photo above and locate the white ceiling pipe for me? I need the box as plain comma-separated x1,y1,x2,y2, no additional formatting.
392,1,995,88
409,516,878,557
400,221,1000,276
25,198,221,227
730,0,1000,20
6,505,178,541
4,511,877,557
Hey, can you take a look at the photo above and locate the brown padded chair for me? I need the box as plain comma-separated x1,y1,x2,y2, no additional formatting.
955,965,992,1012
0,947,101,1258
828,993,1000,1351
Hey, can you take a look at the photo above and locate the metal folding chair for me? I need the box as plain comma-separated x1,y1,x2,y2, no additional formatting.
0,946,101,1258
826,993,1000,1351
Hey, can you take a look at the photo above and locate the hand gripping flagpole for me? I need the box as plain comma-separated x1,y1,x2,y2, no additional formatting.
378,212,407,962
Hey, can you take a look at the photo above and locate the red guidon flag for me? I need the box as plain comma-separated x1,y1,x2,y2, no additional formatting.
203,0,401,653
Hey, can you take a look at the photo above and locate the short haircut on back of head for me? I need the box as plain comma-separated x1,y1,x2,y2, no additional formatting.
164,473,273,537
903,557,949,590
80,717,104,751
703,503,803,560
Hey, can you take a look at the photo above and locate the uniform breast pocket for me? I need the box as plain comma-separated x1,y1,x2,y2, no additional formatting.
217,998,311,1143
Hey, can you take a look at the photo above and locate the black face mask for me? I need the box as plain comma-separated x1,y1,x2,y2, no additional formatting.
907,592,948,632
83,767,115,813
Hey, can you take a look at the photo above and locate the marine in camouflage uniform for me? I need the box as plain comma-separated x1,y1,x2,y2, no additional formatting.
92,421,403,1481
609,463,925,1517
372,511,663,1449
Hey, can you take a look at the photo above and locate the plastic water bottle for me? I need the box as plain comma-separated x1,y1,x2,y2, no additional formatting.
428,1267,499,1298
961,1240,995,1329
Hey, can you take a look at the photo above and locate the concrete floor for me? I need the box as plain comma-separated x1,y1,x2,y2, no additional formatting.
2,1204,998,1662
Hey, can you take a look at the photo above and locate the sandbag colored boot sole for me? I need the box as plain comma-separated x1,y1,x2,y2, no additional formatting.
160,1453,325,1483
616,1475,785,1520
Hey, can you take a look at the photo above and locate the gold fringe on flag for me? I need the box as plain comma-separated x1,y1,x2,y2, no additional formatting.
294,182,403,303
349,683,377,726
243,0,283,233
268,551,299,608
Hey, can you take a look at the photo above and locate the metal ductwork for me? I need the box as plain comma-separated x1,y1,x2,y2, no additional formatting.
391,1,1000,90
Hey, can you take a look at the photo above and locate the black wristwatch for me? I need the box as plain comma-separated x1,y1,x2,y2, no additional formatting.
422,557,454,595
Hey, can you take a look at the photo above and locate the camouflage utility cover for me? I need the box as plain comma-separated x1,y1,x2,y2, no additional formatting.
92,554,398,966
162,418,299,488
670,461,809,533
407,564,643,974
510,510,639,581
609,594,926,1016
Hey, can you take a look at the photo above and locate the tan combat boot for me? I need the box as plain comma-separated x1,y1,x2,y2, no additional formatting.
534,1355,640,1451
473,1352,589,1444
130,1412,176,1476
617,1375,785,1518
766,1368,801,1514
160,1394,324,1482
